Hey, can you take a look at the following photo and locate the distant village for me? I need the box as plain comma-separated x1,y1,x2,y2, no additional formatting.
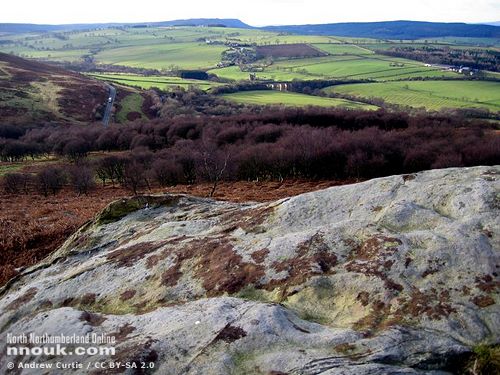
206,39,258,68
424,63,479,75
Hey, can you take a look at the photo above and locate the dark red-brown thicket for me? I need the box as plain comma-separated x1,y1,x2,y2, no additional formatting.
1,107,499,195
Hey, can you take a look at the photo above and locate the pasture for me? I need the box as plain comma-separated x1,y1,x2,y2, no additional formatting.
221,90,378,110
0,25,497,113
326,80,500,111
0,26,336,63
313,43,374,55
0,26,489,82
94,42,227,70
209,54,459,81
89,73,219,90
256,44,327,59
208,65,316,81
116,93,145,122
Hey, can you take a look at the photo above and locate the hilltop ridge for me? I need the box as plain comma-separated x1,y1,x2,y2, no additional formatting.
264,20,500,39
0,19,498,40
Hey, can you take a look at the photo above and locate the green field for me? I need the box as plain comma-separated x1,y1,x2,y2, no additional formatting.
94,42,227,70
221,90,378,110
0,25,498,113
313,43,374,55
0,26,336,63
0,26,473,82
116,93,145,122
326,81,500,111
0,159,58,176
88,73,219,90
0,26,490,83
209,54,459,81
8,49,92,62
209,65,316,81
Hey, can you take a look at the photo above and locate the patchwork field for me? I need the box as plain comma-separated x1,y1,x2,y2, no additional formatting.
10,49,92,62
221,90,378,110
313,43,374,55
0,27,338,63
88,73,219,90
0,25,498,113
209,65,316,81
256,43,328,58
326,80,500,111
0,26,478,82
209,54,459,81
95,42,227,70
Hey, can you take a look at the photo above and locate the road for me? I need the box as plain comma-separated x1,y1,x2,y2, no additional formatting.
102,85,116,126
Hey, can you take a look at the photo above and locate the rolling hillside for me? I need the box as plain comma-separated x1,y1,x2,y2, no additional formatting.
0,20,498,117
265,20,500,40
221,90,378,110
0,52,108,124
0,52,158,125
1,19,498,40
0,19,251,34
325,80,500,112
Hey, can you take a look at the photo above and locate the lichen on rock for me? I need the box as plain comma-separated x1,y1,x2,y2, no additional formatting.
0,166,498,374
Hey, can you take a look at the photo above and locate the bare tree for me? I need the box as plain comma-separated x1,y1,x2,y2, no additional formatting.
36,167,67,196
95,156,127,186
197,141,230,197
122,159,149,196
62,139,91,162
2,173,31,194
151,159,182,187
67,165,96,196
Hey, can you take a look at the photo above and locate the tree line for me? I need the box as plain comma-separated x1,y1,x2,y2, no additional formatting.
1,106,499,196
378,46,500,73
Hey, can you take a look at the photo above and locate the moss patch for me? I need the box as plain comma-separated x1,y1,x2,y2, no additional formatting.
96,195,179,225
235,285,281,303
284,279,369,327
460,345,500,375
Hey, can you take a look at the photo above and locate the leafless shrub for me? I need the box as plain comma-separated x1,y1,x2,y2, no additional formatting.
67,165,96,195
2,173,31,194
36,167,67,196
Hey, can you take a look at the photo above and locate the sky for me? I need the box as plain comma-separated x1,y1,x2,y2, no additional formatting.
1,0,499,26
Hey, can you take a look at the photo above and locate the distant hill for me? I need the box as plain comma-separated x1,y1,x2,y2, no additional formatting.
264,20,500,40
0,19,251,34
0,23,120,34
1,19,498,40
150,18,251,28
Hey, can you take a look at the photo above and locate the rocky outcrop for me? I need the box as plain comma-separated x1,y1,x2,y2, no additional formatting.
0,166,498,374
